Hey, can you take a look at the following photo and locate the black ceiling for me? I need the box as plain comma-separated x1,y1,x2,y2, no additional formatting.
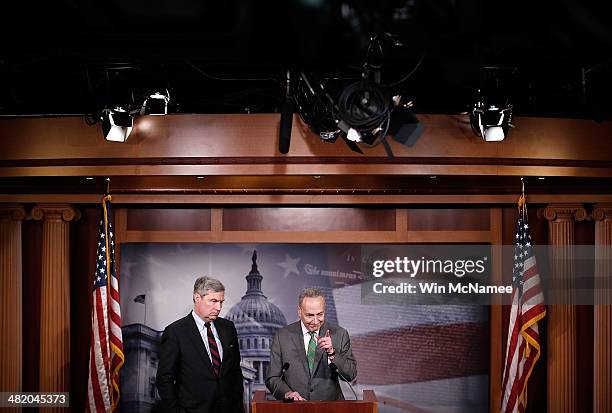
1,1,611,118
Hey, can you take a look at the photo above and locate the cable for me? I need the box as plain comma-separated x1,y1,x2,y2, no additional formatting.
185,60,283,86
335,81,391,132
381,54,425,87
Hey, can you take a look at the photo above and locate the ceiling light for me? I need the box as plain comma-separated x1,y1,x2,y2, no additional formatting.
101,107,133,142
141,91,170,115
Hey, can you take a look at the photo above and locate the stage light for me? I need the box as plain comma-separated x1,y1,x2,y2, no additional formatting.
470,101,512,142
470,68,514,142
101,107,133,142
140,91,169,115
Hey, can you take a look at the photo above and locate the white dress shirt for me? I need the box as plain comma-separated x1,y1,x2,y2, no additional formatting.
300,322,319,355
192,310,223,363
300,322,333,364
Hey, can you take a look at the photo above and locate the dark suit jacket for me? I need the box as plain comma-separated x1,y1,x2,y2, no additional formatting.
265,321,357,400
156,314,244,413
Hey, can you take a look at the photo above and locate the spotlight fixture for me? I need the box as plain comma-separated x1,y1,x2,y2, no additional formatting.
470,99,512,142
140,90,170,116
101,107,133,142
470,68,514,142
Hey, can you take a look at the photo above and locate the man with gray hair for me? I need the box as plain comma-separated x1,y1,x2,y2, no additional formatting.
265,287,357,401
156,276,244,412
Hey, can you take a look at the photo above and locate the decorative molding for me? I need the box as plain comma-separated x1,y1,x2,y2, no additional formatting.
538,204,588,222
0,204,26,221
593,204,612,221
31,204,80,222
2,156,612,168
5,194,612,205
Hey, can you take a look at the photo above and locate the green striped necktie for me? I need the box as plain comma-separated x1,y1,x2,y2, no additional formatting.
307,331,317,371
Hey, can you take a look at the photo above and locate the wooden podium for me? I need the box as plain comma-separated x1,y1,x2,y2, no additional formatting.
251,390,378,413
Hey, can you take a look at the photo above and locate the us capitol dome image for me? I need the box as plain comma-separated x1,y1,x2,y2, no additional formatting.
226,250,287,399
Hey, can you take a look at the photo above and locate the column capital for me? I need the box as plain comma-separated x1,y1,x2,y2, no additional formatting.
0,204,26,221
593,203,612,222
538,203,588,222
31,204,80,222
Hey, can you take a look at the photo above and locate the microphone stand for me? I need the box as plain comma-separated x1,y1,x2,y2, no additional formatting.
269,364,293,402
330,363,358,400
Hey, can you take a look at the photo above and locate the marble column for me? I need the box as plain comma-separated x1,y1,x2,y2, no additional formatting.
0,204,26,394
593,204,612,413
540,204,587,413
31,204,78,404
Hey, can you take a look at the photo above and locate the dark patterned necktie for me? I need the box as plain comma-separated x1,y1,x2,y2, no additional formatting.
205,322,221,376
307,331,317,371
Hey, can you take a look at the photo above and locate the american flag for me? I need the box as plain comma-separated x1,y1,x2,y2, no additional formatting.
88,195,125,412
501,195,546,413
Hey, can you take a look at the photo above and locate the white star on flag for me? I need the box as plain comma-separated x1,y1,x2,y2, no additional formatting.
276,254,301,278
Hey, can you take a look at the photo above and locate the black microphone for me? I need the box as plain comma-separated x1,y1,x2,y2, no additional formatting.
278,97,293,154
278,70,293,154
330,363,358,400
269,362,290,401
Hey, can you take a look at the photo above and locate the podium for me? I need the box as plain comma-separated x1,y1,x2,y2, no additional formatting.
251,390,378,413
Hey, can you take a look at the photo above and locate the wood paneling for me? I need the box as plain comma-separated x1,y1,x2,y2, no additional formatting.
1,115,611,177
1,115,611,161
69,206,98,412
490,208,502,413
4,163,612,178
5,193,612,205
127,208,211,231
407,208,490,231
22,217,42,392
5,176,612,196
222,208,396,231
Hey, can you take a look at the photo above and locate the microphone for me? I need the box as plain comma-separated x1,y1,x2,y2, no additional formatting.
278,97,293,154
269,362,290,401
330,363,358,400
278,70,293,154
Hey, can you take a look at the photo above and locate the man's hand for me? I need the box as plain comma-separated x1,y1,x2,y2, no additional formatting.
317,329,335,355
284,391,305,401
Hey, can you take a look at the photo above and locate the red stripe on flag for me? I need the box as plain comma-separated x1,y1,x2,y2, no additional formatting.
89,328,106,411
521,284,542,304
522,265,538,281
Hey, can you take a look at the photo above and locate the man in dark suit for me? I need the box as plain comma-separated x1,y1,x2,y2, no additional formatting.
265,287,357,401
156,276,244,413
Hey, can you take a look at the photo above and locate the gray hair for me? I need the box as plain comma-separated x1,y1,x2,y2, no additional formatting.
298,287,325,306
193,276,225,297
